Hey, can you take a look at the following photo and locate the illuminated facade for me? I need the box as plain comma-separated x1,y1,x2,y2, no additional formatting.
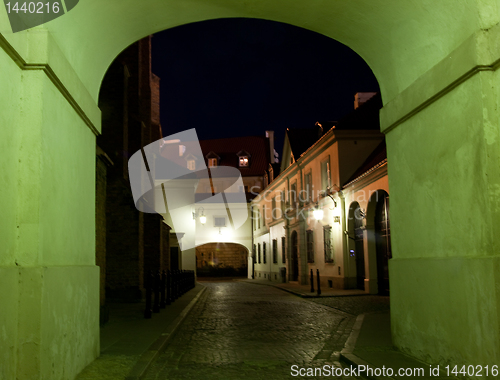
252,94,389,292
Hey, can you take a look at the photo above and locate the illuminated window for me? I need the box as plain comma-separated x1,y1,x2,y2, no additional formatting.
324,226,334,263
281,236,286,264
214,216,226,227
187,160,195,171
239,156,249,167
208,158,217,168
307,230,314,263
321,158,331,191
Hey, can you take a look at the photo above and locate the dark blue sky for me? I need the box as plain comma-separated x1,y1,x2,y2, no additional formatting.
151,18,379,157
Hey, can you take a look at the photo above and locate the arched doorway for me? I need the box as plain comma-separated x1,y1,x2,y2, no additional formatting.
374,191,391,295
348,202,365,290
195,242,249,278
290,230,299,282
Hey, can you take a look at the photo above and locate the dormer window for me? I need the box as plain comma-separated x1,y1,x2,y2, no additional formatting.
184,153,197,171
237,150,251,168
208,158,217,168
206,151,220,168
239,156,249,167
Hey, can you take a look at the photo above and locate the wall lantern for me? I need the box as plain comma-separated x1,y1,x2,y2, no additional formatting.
313,203,324,221
193,207,206,224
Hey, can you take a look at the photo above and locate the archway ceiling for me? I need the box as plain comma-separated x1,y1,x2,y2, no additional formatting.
7,0,496,104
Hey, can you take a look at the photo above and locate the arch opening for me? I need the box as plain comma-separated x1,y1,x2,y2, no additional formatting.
195,242,249,278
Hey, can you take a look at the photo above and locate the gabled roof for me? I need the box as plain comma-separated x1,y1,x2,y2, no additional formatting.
343,139,387,186
285,123,331,159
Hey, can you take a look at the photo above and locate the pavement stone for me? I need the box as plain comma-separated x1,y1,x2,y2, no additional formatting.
76,284,205,380
143,281,366,380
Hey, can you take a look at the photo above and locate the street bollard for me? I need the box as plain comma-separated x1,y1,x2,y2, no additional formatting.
144,271,153,319
310,269,314,293
316,269,321,296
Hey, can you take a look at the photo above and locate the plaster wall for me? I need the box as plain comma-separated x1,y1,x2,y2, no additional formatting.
387,67,500,365
0,29,99,379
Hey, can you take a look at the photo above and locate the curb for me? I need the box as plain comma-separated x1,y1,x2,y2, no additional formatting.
242,279,367,298
338,314,388,380
124,286,207,380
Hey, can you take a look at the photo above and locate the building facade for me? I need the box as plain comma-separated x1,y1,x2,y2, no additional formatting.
156,132,277,276
252,94,390,293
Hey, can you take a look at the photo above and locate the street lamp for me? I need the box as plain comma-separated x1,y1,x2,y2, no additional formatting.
313,203,324,221
193,207,206,224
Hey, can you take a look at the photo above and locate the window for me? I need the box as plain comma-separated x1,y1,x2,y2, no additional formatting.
253,207,257,231
262,205,266,226
239,156,249,167
208,158,217,168
263,242,267,264
258,244,261,263
304,172,312,203
253,244,256,262
271,197,276,220
214,216,226,227
272,239,278,263
280,190,286,214
187,160,195,171
306,230,314,263
281,236,286,264
258,208,261,229
321,158,331,191
290,182,297,208
324,226,334,263
179,145,186,156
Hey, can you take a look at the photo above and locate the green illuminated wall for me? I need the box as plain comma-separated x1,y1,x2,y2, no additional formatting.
1,0,500,378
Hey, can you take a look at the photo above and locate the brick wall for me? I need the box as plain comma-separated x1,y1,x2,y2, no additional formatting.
96,36,166,304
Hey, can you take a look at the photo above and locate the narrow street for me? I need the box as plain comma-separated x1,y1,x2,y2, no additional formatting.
144,281,389,379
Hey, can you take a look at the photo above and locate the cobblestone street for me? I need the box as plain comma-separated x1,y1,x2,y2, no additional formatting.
144,282,390,379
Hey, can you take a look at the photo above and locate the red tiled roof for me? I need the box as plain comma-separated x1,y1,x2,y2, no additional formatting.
199,136,270,177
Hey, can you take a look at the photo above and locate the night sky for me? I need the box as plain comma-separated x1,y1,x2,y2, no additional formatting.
151,18,379,158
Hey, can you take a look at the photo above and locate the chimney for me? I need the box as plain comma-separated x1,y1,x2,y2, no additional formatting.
354,92,377,109
265,131,275,164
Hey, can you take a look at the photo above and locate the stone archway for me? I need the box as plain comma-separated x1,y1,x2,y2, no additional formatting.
3,2,500,378
195,242,248,277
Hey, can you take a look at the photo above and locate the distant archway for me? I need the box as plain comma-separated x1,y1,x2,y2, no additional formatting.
195,242,249,277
